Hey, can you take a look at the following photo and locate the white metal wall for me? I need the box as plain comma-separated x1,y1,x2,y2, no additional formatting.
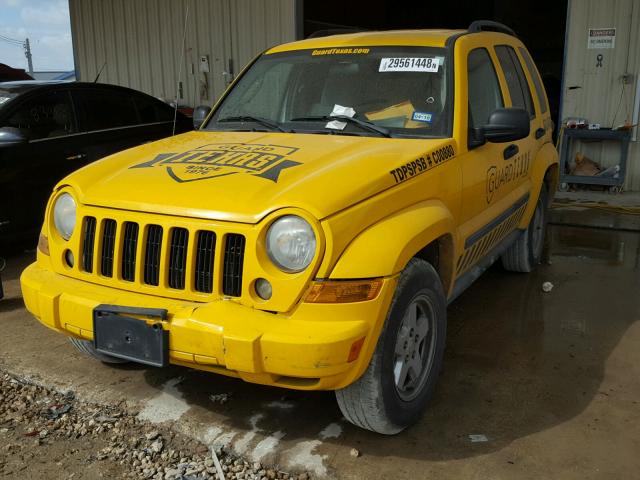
561,0,640,189
68,0,298,107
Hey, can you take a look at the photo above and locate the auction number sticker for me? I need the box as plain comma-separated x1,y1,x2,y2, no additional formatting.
379,57,440,72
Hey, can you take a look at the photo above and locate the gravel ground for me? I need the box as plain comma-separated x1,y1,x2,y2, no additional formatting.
0,371,308,480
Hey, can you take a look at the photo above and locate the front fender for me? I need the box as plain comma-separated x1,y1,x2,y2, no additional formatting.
329,200,457,284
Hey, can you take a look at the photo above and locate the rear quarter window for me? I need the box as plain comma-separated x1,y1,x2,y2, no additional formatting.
495,45,535,118
518,46,548,114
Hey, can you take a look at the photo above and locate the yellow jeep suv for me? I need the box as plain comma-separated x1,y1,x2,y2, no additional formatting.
21,21,558,434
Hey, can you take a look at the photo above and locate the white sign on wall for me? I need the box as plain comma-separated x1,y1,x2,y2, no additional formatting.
587,28,616,49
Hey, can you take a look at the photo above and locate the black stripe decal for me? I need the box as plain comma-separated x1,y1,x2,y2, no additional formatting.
465,193,530,249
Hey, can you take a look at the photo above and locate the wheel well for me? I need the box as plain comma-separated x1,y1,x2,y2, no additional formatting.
413,234,454,295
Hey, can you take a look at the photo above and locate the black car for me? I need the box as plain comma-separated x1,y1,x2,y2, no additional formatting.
0,81,192,246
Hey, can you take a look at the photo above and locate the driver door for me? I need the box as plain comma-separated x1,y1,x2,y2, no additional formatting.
455,43,532,277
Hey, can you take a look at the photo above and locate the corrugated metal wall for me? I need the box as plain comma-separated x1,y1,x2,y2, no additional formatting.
561,0,640,189
69,0,298,107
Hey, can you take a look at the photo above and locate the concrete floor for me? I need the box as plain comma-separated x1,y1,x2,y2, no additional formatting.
1,217,639,479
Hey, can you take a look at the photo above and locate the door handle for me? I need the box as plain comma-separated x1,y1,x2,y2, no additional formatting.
535,127,546,139
66,153,87,161
503,144,519,160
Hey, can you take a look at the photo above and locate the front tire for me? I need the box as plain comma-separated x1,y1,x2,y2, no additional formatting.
336,258,447,434
68,338,129,364
501,184,548,273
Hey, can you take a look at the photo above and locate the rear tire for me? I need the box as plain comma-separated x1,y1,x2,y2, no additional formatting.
501,184,548,273
335,258,447,434
68,337,129,364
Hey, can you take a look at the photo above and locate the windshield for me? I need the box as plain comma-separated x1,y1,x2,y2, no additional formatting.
207,46,451,138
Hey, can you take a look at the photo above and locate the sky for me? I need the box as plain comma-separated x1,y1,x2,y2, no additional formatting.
0,0,73,72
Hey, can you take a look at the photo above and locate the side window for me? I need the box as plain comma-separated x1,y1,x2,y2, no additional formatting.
134,95,173,123
6,90,77,140
518,46,548,114
467,48,503,129
75,89,139,131
495,45,535,117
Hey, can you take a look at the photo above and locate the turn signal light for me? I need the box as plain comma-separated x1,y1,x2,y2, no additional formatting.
37,233,50,256
305,279,383,303
348,337,366,362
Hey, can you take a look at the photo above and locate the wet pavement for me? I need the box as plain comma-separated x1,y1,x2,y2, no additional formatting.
1,218,639,479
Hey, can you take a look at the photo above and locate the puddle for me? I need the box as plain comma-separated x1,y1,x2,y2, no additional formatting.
548,225,633,266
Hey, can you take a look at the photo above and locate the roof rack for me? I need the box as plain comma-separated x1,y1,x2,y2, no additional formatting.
306,28,367,39
468,20,516,37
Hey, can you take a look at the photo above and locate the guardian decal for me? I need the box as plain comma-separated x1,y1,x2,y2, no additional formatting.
486,151,530,202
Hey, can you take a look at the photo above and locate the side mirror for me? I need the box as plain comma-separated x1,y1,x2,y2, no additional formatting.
481,108,530,143
0,127,28,145
193,105,211,130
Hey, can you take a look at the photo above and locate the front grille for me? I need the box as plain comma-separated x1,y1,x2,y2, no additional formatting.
82,217,96,272
195,231,216,293
100,219,117,277
223,234,245,296
168,228,189,289
144,225,163,286
80,215,245,298
121,222,139,282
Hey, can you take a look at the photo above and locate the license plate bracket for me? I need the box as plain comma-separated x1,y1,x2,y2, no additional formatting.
93,304,169,367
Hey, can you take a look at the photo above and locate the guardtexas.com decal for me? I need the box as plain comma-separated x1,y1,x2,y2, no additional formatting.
130,143,300,183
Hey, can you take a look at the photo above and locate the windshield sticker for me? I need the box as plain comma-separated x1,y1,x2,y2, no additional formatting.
312,48,370,56
411,112,433,123
379,57,440,73
390,144,455,184
130,143,300,183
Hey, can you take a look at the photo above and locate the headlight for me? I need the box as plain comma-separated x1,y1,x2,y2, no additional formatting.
266,215,316,273
53,193,76,240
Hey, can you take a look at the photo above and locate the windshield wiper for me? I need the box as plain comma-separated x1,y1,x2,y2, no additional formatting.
290,115,392,138
218,115,286,132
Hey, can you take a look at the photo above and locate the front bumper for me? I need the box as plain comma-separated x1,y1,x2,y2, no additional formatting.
21,262,397,390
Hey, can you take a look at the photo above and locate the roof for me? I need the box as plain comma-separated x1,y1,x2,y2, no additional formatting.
267,29,466,54
0,80,151,97
0,80,70,95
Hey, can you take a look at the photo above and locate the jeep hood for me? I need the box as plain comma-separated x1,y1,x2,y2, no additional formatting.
64,131,452,223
